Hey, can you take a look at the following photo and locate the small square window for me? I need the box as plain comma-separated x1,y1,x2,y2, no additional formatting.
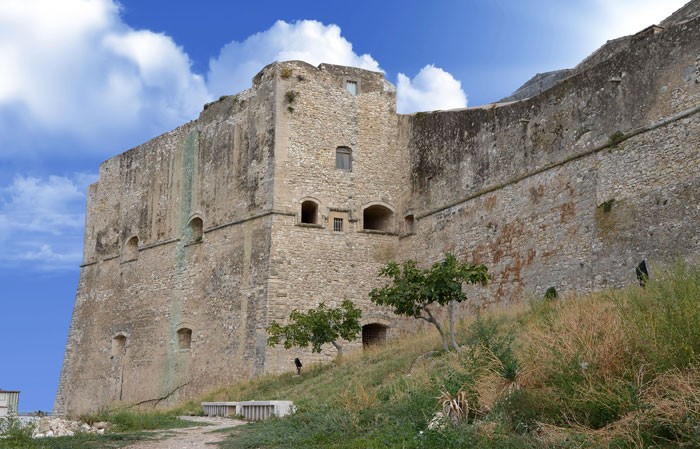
346,81,357,95
333,217,344,232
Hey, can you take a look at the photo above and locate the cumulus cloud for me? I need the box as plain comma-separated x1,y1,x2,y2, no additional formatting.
397,65,467,114
0,0,210,156
207,20,381,97
0,173,97,270
205,17,469,113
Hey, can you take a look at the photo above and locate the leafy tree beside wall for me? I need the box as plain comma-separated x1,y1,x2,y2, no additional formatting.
369,253,489,352
267,299,362,358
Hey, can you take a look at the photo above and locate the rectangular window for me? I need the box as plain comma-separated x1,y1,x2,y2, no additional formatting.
346,81,357,95
335,147,352,171
333,217,344,232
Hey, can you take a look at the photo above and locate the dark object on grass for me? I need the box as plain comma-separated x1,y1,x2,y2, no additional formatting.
294,358,302,375
636,260,649,287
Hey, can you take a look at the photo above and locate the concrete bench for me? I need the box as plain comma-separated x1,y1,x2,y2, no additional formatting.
202,400,295,421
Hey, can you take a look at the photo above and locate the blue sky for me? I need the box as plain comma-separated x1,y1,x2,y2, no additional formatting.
0,0,687,413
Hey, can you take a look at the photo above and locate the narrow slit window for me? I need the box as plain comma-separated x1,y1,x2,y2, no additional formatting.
346,81,357,95
123,236,139,261
188,217,203,243
335,147,352,171
178,328,192,350
333,217,344,232
112,335,127,356
404,215,415,234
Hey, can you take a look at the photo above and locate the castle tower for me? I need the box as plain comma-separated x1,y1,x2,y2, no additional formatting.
54,62,406,416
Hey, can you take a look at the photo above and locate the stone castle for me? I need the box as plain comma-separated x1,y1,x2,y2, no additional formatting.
56,2,700,416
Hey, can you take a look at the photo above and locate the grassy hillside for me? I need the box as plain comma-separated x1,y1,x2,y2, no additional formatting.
176,261,700,448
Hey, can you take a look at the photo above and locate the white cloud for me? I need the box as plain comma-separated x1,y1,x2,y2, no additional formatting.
543,0,689,59
590,0,688,41
0,0,210,156
207,20,382,97
396,65,467,114
0,173,97,270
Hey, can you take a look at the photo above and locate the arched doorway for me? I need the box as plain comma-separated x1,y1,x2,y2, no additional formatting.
362,323,388,347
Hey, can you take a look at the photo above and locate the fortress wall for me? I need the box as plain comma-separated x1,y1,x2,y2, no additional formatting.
400,16,700,304
56,69,279,416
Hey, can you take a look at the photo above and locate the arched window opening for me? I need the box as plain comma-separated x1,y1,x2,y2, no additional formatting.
363,205,394,232
123,236,139,261
178,328,192,350
362,323,388,347
188,217,204,243
300,201,318,224
112,334,127,356
335,147,352,171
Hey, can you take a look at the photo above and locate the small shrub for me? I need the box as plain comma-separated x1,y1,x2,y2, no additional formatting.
609,131,625,146
465,316,519,382
599,199,614,213
280,67,293,79
544,287,558,300
284,90,298,104
438,388,481,426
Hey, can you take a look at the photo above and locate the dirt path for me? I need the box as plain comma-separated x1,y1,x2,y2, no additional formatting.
122,416,246,449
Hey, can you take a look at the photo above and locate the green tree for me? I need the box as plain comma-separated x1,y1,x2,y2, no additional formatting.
266,299,362,358
369,253,489,352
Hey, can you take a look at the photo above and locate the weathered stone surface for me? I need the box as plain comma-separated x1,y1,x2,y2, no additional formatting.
56,2,700,416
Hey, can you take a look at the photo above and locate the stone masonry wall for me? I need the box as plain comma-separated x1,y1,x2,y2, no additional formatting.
55,70,279,416
265,62,410,371
398,13,700,305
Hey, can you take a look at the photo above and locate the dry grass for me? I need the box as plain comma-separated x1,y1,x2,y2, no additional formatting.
338,383,377,412
439,388,474,425
521,293,632,387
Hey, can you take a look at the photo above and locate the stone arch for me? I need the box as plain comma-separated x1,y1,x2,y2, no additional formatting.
362,322,389,347
362,202,395,232
177,327,192,350
111,333,128,357
123,236,139,261
187,215,204,243
300,198,320,225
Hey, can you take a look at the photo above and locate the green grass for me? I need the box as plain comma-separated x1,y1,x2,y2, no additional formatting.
202,261,700,448
80,409,196,432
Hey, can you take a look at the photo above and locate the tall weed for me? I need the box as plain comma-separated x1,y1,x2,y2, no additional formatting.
618,261,700,372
